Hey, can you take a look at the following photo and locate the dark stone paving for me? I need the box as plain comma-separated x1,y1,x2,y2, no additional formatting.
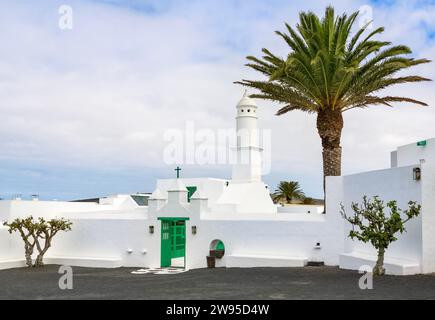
0,265,434,300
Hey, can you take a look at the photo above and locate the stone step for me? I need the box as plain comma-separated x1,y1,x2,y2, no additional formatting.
339,252,421,275
226,254,308,268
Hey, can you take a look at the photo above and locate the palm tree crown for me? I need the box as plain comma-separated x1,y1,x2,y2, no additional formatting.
273,181,305,204
237,6,431,192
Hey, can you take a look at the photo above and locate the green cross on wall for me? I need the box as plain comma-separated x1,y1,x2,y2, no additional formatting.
175,166,181,179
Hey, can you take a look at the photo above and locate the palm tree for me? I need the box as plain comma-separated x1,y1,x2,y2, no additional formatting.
236,6,431,192
273,181,305,204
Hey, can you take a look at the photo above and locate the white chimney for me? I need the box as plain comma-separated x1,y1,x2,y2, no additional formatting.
148,188,167,212
232,91,263,183
167,179,188,205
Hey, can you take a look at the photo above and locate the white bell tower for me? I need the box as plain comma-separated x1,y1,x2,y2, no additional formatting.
232,91,263,183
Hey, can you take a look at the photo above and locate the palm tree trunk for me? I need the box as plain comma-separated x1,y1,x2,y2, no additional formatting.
317,109,344,202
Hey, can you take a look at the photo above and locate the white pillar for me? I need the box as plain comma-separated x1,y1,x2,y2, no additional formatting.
232,91,263,183
148,188,167,213
167,179,188,205
190,190,209,216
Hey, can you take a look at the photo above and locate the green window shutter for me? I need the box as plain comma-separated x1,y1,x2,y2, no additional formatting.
216,240,225,251
186,186,197,202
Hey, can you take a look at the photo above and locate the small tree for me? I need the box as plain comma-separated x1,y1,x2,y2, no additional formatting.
3,217,37,267
33,217,73,266
341,196,421,276
3,216,72,267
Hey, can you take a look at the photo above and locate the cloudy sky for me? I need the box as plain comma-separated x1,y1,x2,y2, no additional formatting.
0,0,434,200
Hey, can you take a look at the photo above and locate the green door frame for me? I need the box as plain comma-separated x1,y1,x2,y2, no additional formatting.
158,217,189,268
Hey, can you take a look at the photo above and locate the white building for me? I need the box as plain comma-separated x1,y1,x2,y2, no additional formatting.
391,138,435,167
1,94,435,275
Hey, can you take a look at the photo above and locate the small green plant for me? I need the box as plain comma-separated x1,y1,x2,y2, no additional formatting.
3,216,72,267
341,196,421,276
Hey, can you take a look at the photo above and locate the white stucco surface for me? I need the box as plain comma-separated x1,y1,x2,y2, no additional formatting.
391,138,435,167
327,164,435,275
1,95,434,276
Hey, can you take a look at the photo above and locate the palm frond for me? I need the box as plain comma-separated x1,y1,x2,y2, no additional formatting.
237,6,431,115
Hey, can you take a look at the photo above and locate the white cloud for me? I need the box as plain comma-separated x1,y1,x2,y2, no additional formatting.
0,0,434,199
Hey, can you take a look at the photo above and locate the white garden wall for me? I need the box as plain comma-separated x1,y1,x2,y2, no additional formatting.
327,165,426,274
392,138,435,168
1,164,434,275
278,205,324,214
420,162,435,273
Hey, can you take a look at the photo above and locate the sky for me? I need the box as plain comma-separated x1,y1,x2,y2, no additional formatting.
0,0,434,200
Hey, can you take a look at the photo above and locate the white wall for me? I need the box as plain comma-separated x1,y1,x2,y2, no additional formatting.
156,178,227,207
393,138,435,167
278,205,324,214
2,164,433,274
327,166,423,271
48,217,151,267
0,226,26,261
183,215,342,269
420,162,435,273
0,185,343,271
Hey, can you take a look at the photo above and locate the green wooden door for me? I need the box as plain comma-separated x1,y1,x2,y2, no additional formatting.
160,218,188,267
160,220,172,267
172,220,186,258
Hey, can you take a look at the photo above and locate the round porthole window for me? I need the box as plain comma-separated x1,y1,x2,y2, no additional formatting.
209,239,225,259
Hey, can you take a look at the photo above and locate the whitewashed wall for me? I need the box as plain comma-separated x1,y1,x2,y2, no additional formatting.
46,217,151,267
278,205,324,214
421,162,435,273
183,215,343,269
2,165,433,274
0,200,153,269
393,138,435,167
327,165,424,274
148,194,343,269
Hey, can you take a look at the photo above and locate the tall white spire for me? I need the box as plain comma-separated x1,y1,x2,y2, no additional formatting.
232,91,263,183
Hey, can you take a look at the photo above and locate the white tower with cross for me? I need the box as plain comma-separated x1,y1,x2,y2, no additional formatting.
231,91,263,183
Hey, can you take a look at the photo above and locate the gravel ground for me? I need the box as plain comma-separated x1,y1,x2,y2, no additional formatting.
0,265,434,300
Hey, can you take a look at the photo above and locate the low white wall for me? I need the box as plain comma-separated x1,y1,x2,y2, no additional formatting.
0,226,25,262
0,195,344,271
278,205,324,214
4,165,429,273
327,166,424,273
183,211,343,269
0,214,153,270
47,218,151,267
